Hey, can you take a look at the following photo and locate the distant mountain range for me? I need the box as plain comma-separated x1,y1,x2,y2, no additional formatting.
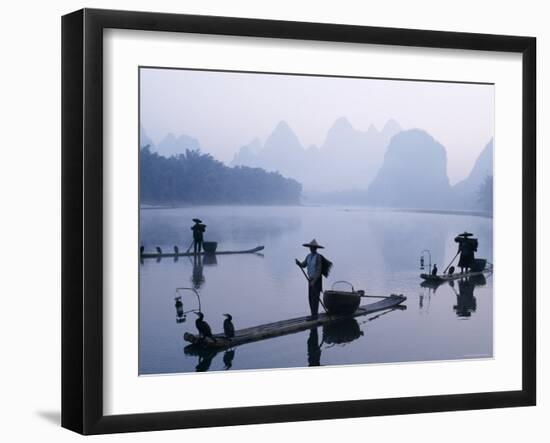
140,122,493,212
452,139,493,208
231,118,402,192
315,130,492,211
140,125,200,157
366,129,452,209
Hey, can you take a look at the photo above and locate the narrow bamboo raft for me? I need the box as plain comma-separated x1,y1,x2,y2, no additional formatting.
183,294,407,350
141,245,264,259
420,269,491,283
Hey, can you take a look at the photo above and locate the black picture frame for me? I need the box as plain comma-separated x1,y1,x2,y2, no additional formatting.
62,8,536,435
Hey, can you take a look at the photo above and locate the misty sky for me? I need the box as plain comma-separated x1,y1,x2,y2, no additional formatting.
140,68,494,185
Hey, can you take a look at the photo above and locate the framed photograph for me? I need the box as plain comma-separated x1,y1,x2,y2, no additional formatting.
62,8,536,434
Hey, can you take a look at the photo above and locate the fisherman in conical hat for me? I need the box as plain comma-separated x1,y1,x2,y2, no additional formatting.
454,231,478,274
190,218,206,255
295,239,331,320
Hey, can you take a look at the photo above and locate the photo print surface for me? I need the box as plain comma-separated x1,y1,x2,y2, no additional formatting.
138,67,494,375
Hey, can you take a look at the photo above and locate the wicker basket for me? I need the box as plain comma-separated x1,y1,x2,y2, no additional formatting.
202,241,218,254
322,281,361,315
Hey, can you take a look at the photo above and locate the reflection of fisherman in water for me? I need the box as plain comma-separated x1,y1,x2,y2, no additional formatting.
307,327,322,367
191,254,205,289
454,232,478,273
306,318,365,367
191,218,206,255
453,274,485,318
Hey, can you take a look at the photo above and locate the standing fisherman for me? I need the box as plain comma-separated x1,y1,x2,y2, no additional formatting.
454,232,478,274
190,218,206,255
295,239,332,320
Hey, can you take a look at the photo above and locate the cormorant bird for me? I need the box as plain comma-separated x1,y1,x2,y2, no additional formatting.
174,245,179,255
194,312,215,342
156,246,162,255
223,314,235,338
139,245,144,256
431,264,438,276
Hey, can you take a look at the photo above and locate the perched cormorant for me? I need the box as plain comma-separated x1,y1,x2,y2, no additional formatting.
194,312,215,341
140,245,144,256
223,313,235,338
174,245,179,255
431,264,438,276
156,246,162,255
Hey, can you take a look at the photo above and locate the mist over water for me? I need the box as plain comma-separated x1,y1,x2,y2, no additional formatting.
139,206,493,374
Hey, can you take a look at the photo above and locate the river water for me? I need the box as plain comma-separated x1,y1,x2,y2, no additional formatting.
139,206,493,374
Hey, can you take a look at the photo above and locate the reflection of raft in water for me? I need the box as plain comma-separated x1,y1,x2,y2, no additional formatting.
421,259,492,284
420,269,491,284
141,245,264,259
183,294,407,350
421,272,489,289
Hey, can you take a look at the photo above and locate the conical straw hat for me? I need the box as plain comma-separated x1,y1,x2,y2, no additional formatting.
302,239,324,249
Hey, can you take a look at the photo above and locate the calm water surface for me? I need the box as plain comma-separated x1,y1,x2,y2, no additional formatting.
139,206,493,374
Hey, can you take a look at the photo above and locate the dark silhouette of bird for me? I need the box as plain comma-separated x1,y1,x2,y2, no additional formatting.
431,264,438,276
223,313,235,338
140,245,144,256
156,246,162,255
195,312,215,342
174,245,179,255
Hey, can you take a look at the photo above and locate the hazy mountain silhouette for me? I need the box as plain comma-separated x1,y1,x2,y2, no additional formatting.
234,138,263,167
155,133,201,157
140,122,493,211
260,121,308,180
231,118,401,191
140,125,154,149
139,126,201,157
366,129,452,209
452,139,493,209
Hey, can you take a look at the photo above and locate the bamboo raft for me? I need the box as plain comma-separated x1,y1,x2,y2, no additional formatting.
420,269,491,283
141,245,264,259
183,294,407,350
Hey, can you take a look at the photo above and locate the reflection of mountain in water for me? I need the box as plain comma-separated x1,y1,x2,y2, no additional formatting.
366,215,447,271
